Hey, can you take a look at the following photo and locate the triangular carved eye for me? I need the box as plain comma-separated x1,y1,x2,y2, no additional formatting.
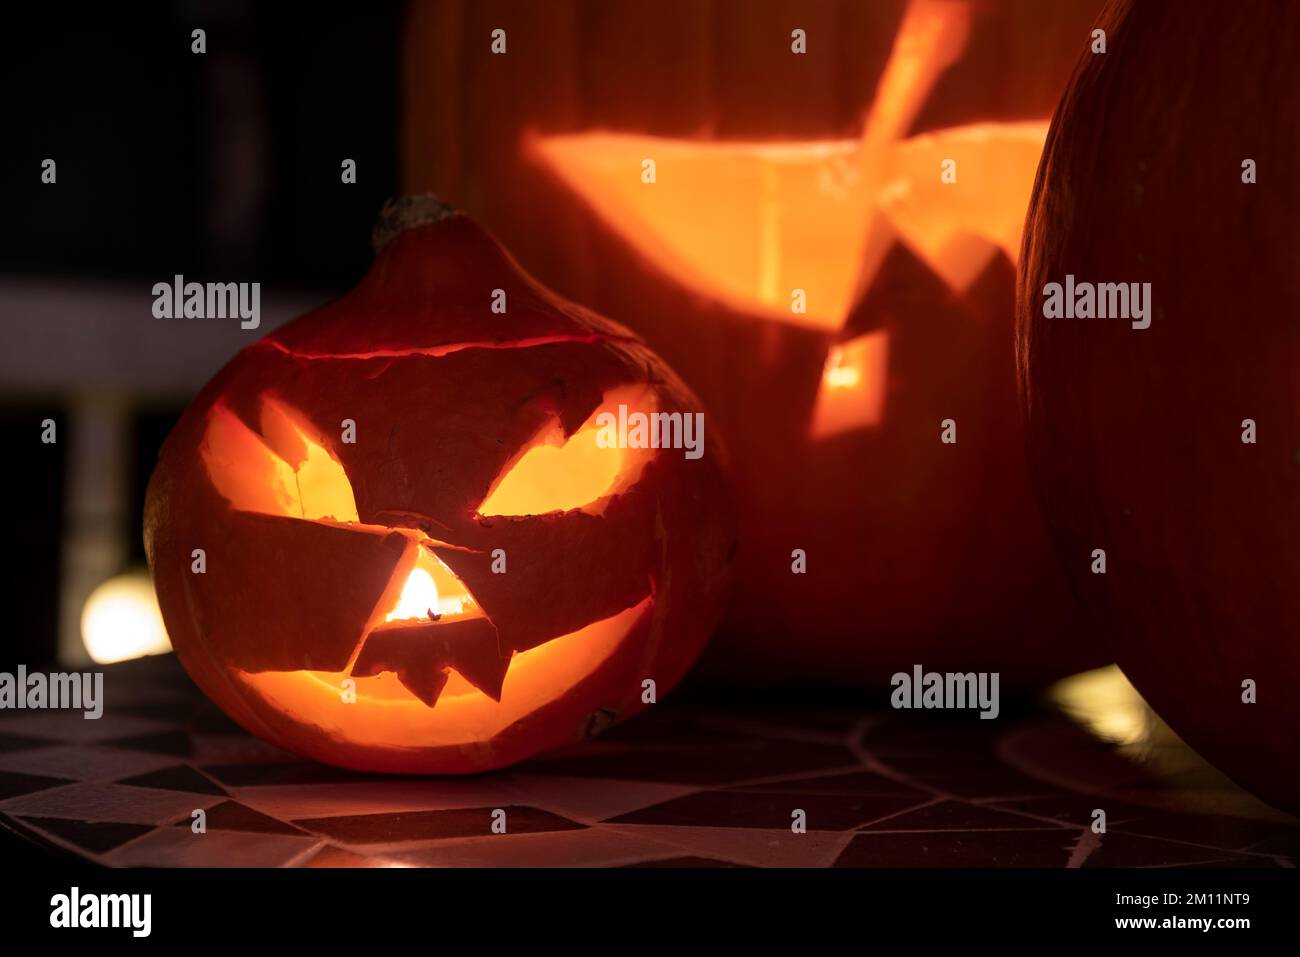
528,1,1045,332
476,384,657,518
202,396,358,523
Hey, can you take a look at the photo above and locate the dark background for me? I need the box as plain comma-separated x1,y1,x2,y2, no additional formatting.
0,2,404,668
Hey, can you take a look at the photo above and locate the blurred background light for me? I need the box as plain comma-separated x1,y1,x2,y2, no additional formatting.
80,570,171,664
1049,664,1153,749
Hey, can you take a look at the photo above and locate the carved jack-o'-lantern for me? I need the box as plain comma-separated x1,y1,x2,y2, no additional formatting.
144,199,735,774
403,0,1105,684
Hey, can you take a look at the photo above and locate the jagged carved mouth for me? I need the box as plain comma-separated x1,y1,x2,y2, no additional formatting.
198,375,658,725
238,597,652,749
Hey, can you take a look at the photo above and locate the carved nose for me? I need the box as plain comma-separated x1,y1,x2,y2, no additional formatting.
353,544,506,709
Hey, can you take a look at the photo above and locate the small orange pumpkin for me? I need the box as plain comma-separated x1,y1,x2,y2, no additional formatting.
145,198,735,774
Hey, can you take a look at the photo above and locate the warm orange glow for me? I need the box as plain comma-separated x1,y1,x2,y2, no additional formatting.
196,388,657,733
810,330,891,439
477,384,656,516
477,418,624,516
532,133,866,330
877,121,1048,293
1049,665,1152,749
858,0,970,160
258,396,359,522
203,400,358,522
237,595,650,748
529,0,1044,331
383,547,478,623
386,567,438,622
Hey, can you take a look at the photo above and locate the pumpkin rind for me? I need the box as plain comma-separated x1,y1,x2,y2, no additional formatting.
145,206,735,774
1018,0,1300,812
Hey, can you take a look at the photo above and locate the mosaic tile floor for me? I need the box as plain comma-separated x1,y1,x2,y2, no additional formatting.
0,656,1296,867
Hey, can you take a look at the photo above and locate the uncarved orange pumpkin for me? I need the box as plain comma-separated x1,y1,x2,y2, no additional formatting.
144,198,735,774
403,0,1105,685
1018,0,1300,813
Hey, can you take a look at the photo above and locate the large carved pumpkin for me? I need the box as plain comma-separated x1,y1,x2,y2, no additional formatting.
145,198,735,774
1018,0,1300,812
403,0,1104,684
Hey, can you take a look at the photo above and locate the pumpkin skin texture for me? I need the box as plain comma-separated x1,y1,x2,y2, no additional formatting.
144,199,735,775
1018,1,1300,812
403,0,1106,687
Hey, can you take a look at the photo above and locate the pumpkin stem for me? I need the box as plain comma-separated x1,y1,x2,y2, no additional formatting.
372,194,458,254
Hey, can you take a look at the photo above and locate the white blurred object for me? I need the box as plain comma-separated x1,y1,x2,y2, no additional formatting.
80,571,171,665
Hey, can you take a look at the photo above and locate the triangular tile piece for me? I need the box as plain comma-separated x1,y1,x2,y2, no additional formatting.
860,800,1065,831
0,745,176,782
507,774,699,823
18,816,153,853
103,731,192,757
605,824,850,868
728,770,925,797
2,780,216,825
0,769,72,800
107,827,317,868
176,799,308,836
836,829,1077,868
118,765,227,796
608,790,920,830
293,806,584,844
1084,833,1262,868
304,845,397,868
201,762,369,788
379,824,670,868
